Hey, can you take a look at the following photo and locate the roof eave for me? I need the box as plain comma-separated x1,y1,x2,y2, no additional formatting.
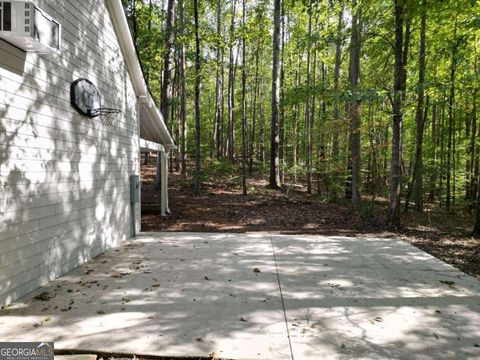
105,0,175,147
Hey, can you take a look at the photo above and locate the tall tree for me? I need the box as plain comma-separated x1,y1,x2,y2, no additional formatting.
269,0,282,189
446,16,458,213
193,0,201,195
348,0,361,209
332,3,344,158
387,0,406,225
179,0,187,180
241,0,248,195
249,41,261,175
411,0,428,211
227,0,237,161
279,0,286,184
305,0,313,194
160,0,176,129
214,0,223,159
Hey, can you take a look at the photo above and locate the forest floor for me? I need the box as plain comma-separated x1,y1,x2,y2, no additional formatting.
141,161,480,281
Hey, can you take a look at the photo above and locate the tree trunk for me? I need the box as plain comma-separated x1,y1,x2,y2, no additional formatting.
411,0,427,212
305,0,313,194
473,180,480,237
318,61,326,195
249,44,261,175
193,0,201,195
279,1,286,184
172,60,179,172
259,81,265,164
179,0,187,180
160,0,176,130
387,0,406,226
241,0,247,195
214,0,223,159
348,1,361,210
332,4,344,158
132,0,137,45
439,91,446,205
446,17,458,213
311,16,318,195
227,0,237,162
269,0,282,189
470,92,479,210
429,101,437,201
292,53,301,184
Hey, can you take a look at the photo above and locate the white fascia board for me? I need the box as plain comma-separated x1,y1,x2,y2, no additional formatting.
140,138,165,153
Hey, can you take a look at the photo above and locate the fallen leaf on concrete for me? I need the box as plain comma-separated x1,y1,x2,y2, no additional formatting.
33,291,54,301
328,283,341,288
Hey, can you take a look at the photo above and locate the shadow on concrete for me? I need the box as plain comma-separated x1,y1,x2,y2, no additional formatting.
0,233,479,359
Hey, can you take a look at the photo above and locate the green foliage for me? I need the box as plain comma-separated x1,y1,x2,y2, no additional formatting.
126,0,480,212
198,158,239,180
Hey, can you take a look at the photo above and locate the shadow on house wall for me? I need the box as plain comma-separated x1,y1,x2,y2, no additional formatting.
0,0,139,305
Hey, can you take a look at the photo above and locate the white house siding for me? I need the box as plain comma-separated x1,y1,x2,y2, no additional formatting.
0,0,141,305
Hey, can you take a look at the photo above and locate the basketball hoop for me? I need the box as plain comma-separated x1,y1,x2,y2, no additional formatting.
101,110,121,127
71,79,122,121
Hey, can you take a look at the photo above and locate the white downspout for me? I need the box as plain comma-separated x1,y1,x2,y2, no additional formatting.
133,96,142,237
161,149,167,216
165,149,170,214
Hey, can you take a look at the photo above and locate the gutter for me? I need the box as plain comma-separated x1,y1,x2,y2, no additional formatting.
106,0,175,147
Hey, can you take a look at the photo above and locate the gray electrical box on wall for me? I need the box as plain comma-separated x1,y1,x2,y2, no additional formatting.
130,175,140,203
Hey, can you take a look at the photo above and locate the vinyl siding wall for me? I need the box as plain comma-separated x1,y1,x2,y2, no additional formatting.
0,0,140,305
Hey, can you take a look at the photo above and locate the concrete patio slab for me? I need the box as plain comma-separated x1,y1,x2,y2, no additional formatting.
0,232,479,360
269,234,480,359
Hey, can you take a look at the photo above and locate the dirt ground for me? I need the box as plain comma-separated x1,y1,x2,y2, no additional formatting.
141,161,480,281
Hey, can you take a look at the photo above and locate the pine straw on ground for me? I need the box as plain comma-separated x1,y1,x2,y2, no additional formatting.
141,163,480,280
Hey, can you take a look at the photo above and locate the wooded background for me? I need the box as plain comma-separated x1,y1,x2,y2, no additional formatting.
122,0,480,230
